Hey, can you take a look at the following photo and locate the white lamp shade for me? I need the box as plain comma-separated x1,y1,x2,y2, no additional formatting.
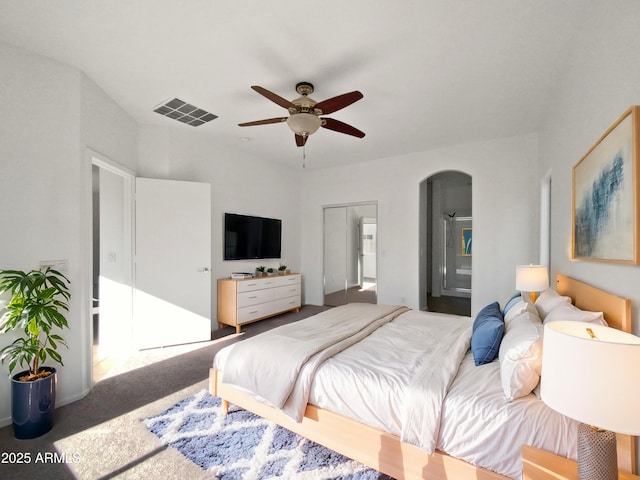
540,321,640,435
286,113,321,135
515,264,549,292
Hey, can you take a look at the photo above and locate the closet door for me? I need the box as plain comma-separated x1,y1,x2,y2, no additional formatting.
323,207,348,306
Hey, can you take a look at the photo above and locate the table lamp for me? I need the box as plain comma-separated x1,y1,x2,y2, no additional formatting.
540,321,640,480
515,264,549,302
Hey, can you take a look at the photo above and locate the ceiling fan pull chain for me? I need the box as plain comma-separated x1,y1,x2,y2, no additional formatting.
302,142,306,168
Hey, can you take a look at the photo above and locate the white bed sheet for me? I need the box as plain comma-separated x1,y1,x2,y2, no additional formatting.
213,309,578,480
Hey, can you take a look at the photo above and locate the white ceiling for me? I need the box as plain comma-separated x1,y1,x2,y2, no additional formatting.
0,0,587,169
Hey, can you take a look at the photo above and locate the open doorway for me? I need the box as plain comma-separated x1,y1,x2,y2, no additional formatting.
91,155,134,382
323,203,377,306
419,171,472,316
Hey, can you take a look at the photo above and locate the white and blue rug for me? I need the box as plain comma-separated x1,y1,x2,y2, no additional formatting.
143,390,393,480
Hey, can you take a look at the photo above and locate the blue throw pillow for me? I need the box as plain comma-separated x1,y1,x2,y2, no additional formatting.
502,293,522,317
471,301,505,366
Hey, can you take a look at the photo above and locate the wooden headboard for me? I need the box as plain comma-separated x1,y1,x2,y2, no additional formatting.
556,274,632,333
555,274,636,473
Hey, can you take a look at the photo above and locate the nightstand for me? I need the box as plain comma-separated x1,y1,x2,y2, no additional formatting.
522,445,639,480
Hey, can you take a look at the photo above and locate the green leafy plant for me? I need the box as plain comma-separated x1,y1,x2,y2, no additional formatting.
278,263,287,271
0,267,70,381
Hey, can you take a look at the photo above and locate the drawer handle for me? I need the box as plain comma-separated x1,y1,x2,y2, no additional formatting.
248,296,257,299
249,310,258,314
247,283,257,286
289,289,296,292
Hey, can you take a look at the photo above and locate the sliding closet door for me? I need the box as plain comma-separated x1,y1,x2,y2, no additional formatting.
323,207,348,306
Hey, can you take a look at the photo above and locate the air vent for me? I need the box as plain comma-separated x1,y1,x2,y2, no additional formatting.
153,98,218,127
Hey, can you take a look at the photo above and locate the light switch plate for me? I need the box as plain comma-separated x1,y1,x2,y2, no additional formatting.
39,259,68,272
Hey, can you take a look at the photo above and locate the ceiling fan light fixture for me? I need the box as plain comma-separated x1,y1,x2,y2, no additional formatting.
287,113,321,136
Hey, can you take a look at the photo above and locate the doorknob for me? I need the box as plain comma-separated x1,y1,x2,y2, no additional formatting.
198,267,210,272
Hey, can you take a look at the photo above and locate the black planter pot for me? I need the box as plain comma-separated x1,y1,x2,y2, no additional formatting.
11,367,57,439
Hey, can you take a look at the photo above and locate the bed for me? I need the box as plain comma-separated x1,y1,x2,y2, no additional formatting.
209,274,635,479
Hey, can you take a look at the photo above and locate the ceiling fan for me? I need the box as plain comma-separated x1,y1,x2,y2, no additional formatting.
238,82,365,147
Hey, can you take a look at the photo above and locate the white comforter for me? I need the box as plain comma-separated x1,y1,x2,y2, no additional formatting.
221,303,409,421
399,313,472,452
219,304,472,454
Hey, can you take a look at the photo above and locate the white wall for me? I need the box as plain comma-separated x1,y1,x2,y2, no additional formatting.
0,41,139,426
538,0,640,335
0,42,84,426
300,133,540,314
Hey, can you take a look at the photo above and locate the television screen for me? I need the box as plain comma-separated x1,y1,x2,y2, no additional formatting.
224,213,282,260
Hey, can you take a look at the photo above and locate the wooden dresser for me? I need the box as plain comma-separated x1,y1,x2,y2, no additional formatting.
217,273,301,333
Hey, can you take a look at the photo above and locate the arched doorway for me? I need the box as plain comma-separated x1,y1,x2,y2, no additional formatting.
419,171,472,315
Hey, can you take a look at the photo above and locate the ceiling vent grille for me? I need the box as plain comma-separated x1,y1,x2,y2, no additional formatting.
153,98,218,127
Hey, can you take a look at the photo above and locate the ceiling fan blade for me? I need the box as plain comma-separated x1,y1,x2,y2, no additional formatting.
295,133,308,147
314,91,363,115
251,86,296,109
321,118,365,138
238,117,288,127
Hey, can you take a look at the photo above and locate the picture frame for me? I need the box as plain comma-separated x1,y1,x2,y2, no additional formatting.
461,227,472,256
572,106,640,264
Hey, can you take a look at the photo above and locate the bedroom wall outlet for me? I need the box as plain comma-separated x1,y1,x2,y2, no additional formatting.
39,259,68,272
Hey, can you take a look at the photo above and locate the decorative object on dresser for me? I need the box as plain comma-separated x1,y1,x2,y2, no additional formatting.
515,264,549,302
217,273,301,333
230,272,253,279
540,321,640,480
572,105,640,264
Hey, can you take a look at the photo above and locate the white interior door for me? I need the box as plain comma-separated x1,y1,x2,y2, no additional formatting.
134,178,211,349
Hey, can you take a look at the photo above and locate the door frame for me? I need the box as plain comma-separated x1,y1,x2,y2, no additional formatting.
82,148,135,386
322,201,378,306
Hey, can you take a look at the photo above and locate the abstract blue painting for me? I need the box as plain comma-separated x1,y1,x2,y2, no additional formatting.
573,108,638,263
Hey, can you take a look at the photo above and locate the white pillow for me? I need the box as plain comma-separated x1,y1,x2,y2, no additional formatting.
499,309,543,402
534,289,571,319
543,302,607,326
504,299,537,326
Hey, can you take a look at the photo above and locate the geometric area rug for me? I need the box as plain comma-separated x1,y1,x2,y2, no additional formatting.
143,390,394,480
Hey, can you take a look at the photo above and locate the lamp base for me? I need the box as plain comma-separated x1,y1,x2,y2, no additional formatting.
577,423,617,480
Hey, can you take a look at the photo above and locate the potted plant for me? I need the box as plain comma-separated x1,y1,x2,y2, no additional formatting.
0,267,70,439
278,263,287,275
266,267,274,276
255,266,265,277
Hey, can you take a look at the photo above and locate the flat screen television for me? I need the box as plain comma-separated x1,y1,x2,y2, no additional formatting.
224,213,282,260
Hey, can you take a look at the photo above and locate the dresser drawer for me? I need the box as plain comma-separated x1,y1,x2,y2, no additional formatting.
275,274,300,287
237,277,275,293
275,296,301,312
237,288,275,308
237,301,275,324
275,283,300,300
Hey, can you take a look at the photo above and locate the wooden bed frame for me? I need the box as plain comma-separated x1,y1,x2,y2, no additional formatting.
209,274,635,479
